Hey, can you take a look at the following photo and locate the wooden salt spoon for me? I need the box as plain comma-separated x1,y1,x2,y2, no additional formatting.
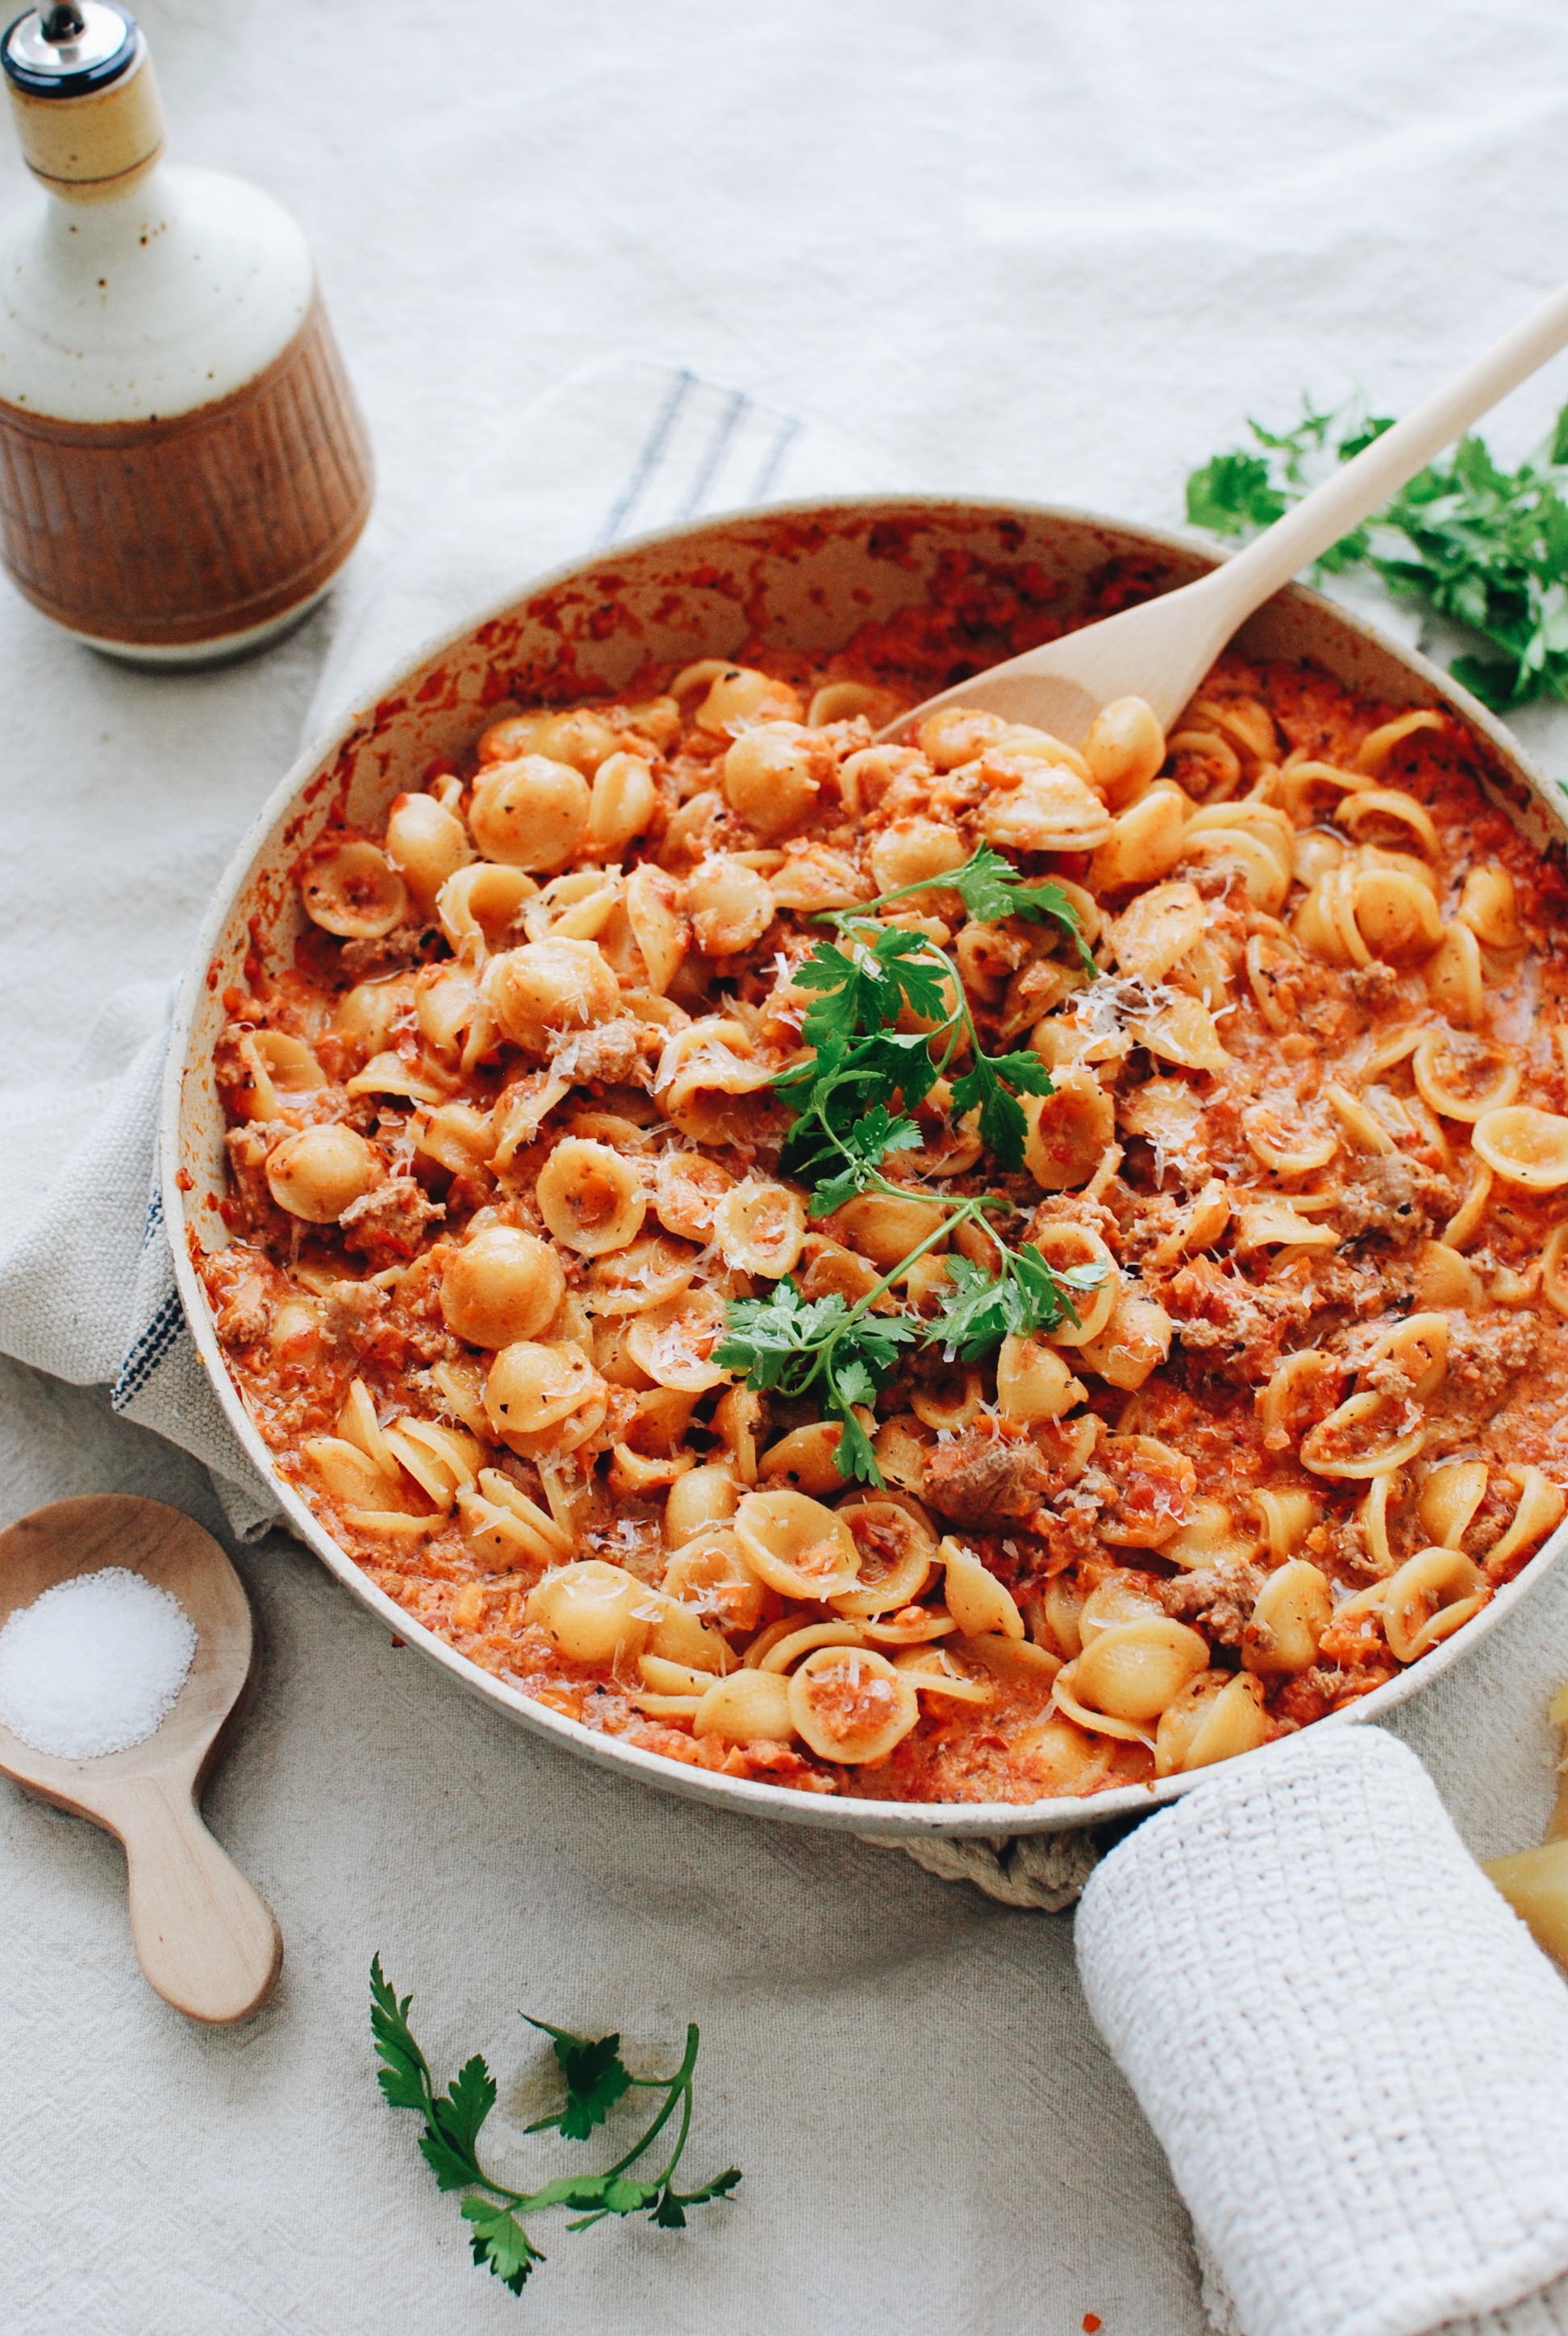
888,278,1568,745
0,1495,281,2025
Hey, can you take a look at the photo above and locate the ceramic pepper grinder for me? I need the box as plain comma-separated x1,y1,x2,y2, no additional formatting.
0,2,373,664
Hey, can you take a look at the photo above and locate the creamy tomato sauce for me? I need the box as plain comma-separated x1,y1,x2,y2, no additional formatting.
196,618,1568,1806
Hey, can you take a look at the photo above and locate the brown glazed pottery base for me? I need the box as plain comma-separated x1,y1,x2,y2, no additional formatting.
0,291,373,648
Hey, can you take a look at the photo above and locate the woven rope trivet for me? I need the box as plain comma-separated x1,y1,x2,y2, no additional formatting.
861,1828,1103,1910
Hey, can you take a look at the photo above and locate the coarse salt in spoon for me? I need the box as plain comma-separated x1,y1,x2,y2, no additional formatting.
0,1495,281,2024
886,279,1568,745
0,1565,197,1757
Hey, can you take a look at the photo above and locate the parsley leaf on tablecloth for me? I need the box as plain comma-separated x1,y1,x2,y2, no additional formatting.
1187,394,1568,709
523,2019,633,2139
370,1958,740,2301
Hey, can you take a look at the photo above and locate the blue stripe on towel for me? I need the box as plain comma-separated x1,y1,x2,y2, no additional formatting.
677,388,749,519
749,414,801,503
112,1287,182,1412
598,368,694,544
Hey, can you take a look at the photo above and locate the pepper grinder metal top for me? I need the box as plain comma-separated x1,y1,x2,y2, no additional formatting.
0,2,373,665
6,4,140,95
2,2,164,207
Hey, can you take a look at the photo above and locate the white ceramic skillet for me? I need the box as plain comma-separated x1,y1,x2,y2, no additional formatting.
164,497,1568,1841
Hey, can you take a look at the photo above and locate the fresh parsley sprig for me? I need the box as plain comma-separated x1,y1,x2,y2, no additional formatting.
715,851,1106,1485
802,1101,924,1218
794,924,954,1052
370,1958,740,2300
945,1041,1058,1170
775,1025,945,1200
874,841,1098,974
781,855,1072,1191
1186,393,1568,710
715,1280,924,1484
924,1248,1106,1363
715,1234,1101,1483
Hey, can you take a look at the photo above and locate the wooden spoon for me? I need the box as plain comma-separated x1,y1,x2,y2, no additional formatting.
0,1495,281,2024
888,279,1568,744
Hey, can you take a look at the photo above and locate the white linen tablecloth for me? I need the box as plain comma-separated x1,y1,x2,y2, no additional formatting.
7,4,1568,2331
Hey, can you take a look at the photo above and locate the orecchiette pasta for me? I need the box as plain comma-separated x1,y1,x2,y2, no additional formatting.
265,1124,380,1222
786,1645,920,1763
1086,786,1186,891
735,1489,860,1601
441,1226,565,1348
1154,1671,1269,1776
1111,880,1206,984
536,1139,648,1255
1028,1224,1117,1344
1486,1467,1566,1578
1427,922,1486,1027
1082,696,1168,807
654,1016,775,1141
939,1537,1026,1639
663,1463,741,1546
1472,1107,1568,1192
528,1560,653,1666
1458,864,1524,949
712,1178,807,1279
386,790,473,912
828,1495,939,1619
832,1191,949,1269
234,1030,325,1120
692,1666,795,1746
688,855,775,957
1301,1389,1427,1479
893,1644,995,1704
480,707,623,774
300,841,408,940
484,938,619,1051
436,861,536,958
661,1533,765,1632
1412,1028,1518,1126
1023,1070,1118,1190
625,1290,729,1392
522,868,623,946
995,1333,1085,1425
757,1420,853,1495
1178,827,1290,916
204,634,1568,1811
1010,1716,1114,1796
866,816,970,897
1337,786,1439,858
1382,1547,1488,1663
1077,1571,1165,1642
486,1341,605,1447
586,752,657,857
1125,990,1230,1074
1354,708,1446,775
1162,1499,1261,1572
1074,1291,1173,1391
722,724,819,837
469,755,591,872
1241,1561,1332,1676
624,861,688,993
1070,1618,1209,1720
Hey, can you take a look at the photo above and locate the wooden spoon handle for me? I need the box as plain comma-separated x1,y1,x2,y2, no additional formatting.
115,1775,281,2024
1206,277,1568,622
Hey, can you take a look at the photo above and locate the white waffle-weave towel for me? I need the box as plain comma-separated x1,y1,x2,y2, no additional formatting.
0,357,882,1543
1077,1725,1568,2336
